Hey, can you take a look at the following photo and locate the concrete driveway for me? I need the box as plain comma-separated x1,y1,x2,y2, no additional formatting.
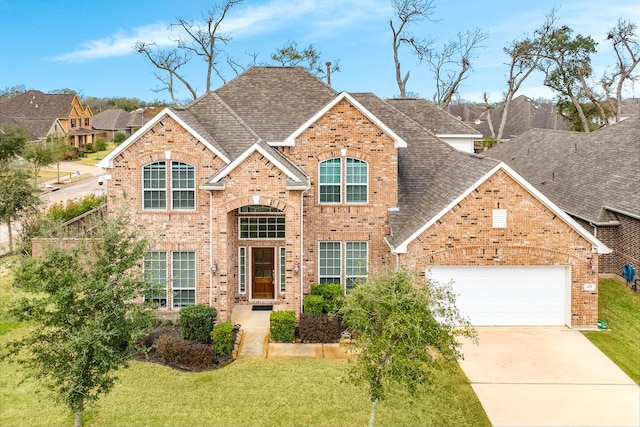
458,327,639,427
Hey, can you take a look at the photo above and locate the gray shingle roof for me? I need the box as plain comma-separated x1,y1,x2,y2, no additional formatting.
487,115,640,222
351,93,500,247
92,109,131,130
0,90,77,139
214,67,336,142
385,98,481,135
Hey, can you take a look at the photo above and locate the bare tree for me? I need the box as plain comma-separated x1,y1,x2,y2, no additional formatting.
496,8,558,143
134,42,197,105
427,28,488,108
135,0,242,104
603,19,640,122
390,0,436,98
482,92,496,139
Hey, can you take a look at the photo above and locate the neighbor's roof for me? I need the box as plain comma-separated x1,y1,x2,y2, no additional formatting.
488,115,640,222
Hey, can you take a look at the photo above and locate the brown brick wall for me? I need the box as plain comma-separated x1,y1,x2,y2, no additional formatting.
280,98,398,294
588,214,640,277
400,169,599,327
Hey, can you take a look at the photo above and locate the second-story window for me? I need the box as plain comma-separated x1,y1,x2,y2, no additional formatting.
319,157,368,204
71,118,76,128
142,161,195,211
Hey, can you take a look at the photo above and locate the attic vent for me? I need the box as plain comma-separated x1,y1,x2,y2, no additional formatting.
492,209,507,228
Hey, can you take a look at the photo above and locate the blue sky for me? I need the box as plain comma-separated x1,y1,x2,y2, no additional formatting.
1,0,639,104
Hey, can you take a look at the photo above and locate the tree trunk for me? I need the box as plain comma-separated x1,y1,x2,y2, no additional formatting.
6,218,13,253
496,94,513,143
368,398,378,427
569,92,591,132
74,411,82,427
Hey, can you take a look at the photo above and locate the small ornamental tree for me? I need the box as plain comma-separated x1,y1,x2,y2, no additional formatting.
4,211,154,427
340,268,476,427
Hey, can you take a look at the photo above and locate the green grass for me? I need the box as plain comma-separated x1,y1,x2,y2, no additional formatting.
0,260,489,427
74,143,117,166
583,278,640,384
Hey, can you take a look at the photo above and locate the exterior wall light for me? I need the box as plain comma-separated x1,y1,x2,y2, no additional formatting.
293,261,300,275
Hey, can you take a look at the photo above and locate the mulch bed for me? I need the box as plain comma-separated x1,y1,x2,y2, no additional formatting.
135,323,236,372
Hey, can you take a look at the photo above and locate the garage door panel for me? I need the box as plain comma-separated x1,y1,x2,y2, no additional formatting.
428,266,567,326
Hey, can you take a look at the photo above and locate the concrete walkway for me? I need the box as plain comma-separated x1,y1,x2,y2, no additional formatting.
230,305,351,360
458,327,640,427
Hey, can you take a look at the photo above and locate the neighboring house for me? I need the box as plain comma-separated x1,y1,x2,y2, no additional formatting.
98,67,609,328
448,95,571,142
488,116,639,279
93,108,147,140
0,90,96,147
385,98,482,153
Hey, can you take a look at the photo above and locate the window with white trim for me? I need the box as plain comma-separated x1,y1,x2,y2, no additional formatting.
142,161,195,211
346,241,368,293
319,157,368,204
239,247,246,294
319,241,342,284
279,247,286,293
143,251,168,308
318,241,369,293
172,251,196,308
143,162,167,210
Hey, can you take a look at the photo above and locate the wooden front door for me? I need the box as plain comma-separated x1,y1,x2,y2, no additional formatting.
252,248,274,299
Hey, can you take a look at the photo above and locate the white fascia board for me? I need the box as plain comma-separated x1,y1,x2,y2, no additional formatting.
283,92,408,148
97,108,231,168
393,162,611,255
209,143,305,185
435,133,483,139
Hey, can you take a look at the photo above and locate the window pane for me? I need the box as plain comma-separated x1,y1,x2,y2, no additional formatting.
239,217,285,239
346,158,368,203
319,158,341,203
143,251,167,308
319,241,341,284
172,251,195,308
346,241,368,293
143,162,166,209
279,247,286,293
239,247,246,294
171,162,195,210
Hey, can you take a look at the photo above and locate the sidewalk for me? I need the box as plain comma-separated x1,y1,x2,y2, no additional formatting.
230,305,352,360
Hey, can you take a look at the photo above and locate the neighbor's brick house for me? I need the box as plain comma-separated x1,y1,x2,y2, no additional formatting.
99,67,609,328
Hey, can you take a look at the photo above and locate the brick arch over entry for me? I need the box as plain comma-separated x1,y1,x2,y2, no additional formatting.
221,196,297,214
316,148,372,163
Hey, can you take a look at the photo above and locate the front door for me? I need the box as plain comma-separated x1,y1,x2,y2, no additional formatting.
252,248,274,299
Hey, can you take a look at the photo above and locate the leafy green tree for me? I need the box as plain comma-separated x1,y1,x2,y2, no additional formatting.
113,131,127,144
22,139,60,186
341,269,476,427
5,212,154,427
0,125,30,161
539,26,597,132
0,160,40,252
271,40,340,82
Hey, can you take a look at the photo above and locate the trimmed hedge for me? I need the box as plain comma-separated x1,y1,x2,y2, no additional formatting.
211,321,234,356
309,283,345,314
269,310,296,342
303,294,324,314
155,334,215,369
179,305,217,344
298,313,343,343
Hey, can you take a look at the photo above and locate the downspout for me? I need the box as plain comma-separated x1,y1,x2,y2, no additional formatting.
300,185,309,315
209,191,213,308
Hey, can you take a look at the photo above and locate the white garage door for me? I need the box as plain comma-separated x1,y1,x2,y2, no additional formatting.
428,266,568,326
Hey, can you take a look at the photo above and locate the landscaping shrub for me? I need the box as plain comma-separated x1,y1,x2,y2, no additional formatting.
270,310,296,342
179,305,217,344
83,143,95,153
113,131,127,144
94,137,108,152
310,283,345,313
211,321,234,356
298,313,343,343
303,294,324,314
156,334,215,370
46,194,106,223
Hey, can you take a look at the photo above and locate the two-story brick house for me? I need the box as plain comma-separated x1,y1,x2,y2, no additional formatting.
0,90,95,147
99,67,609,328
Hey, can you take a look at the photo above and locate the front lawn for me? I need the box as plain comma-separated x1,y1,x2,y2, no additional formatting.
0,257,489,427
583,278,640,384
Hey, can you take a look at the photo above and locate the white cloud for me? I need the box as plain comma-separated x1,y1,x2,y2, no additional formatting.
51,23,176,62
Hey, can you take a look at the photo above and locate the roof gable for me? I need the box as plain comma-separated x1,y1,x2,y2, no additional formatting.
392,162,610,255
385,98,481,136
283,92,408,148
98,108,231,168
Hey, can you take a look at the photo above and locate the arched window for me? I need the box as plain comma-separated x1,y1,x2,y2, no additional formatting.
319,157,368,204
